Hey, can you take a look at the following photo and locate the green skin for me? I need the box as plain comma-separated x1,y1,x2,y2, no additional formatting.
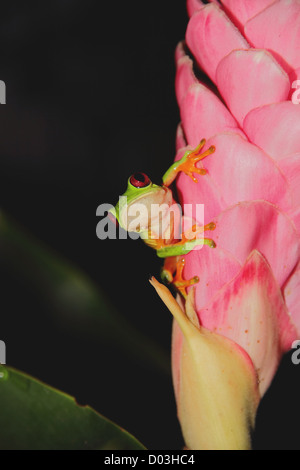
110,150,211,258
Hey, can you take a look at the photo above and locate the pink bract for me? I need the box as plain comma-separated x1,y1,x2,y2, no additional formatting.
174,0,300,400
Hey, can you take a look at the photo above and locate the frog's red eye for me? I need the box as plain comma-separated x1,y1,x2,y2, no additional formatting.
130,172,151,188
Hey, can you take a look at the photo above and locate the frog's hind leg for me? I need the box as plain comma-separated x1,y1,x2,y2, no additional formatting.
161,256,199,299
161,256,177,284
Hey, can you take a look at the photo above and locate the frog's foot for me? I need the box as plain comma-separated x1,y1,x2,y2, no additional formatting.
181,221,216,244
178,139,216,183
162,138,216,187
177,221,216,251
161,257,198,299
173,258,199,299
157,221,216,258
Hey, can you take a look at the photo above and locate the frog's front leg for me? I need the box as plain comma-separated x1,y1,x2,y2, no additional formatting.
161,257,199,300
162,138,215,187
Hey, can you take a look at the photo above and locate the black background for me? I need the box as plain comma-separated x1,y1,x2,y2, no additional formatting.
0,0,299,450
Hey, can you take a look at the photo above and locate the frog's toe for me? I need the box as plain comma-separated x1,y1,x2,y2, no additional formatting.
160,268,173,284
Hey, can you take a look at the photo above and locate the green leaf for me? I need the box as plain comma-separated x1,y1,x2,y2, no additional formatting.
0,366,146,450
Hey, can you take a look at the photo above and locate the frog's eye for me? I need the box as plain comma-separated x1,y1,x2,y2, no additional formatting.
129,172,151,188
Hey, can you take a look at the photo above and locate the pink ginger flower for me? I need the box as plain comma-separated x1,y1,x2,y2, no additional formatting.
151,0,300,450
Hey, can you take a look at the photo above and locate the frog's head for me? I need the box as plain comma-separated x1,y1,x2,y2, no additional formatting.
109,172,172,233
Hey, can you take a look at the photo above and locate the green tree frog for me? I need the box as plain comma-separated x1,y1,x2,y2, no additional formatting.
110,139,216,298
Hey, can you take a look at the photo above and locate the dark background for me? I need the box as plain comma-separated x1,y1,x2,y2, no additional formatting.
0,0,299,450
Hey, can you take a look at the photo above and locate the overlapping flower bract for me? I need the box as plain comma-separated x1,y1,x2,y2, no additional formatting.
174,0,300,399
